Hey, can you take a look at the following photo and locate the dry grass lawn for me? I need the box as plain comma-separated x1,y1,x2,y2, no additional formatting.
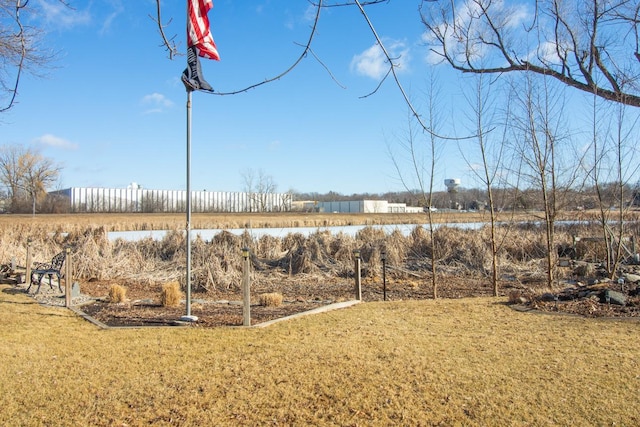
0,284,638,426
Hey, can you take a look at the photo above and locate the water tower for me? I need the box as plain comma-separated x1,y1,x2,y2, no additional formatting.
444,178,460,193
444,178,461,209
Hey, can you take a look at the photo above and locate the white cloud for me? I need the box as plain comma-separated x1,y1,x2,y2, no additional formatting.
528,40,566,66
268,140,281,151
303,5,318,23
350,40,410,80
99,1,124,35
141,93,174,114
35,0,91,29
33,134,78,149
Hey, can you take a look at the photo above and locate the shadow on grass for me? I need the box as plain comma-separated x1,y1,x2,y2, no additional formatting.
0,287,39,305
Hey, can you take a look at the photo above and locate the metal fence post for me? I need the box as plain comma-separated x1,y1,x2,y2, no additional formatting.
354,249,361,301
381,249,387,301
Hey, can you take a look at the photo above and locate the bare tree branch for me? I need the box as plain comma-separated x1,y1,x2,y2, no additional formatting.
0,0,28,112
151,0,179,59
421,0,640,107
206,0,324,96
353,0,477,140
0,0,66,112
152,0,476,140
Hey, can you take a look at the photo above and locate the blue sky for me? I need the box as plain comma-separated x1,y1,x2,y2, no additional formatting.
1,1,555,195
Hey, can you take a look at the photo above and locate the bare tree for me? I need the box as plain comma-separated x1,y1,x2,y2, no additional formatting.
587,89,640,274
241,168,278,212
0,144,26,209
0,144,61,214
507,73,583,287
388,74,443,298
21,151,60,215
459,72,508,296
421,0,640,107
0,1,68,112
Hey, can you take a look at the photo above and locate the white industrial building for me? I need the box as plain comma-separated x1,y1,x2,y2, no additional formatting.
51,187,292,213
315,200,423,214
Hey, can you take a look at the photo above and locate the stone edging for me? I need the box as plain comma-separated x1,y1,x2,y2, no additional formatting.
252,300,362,328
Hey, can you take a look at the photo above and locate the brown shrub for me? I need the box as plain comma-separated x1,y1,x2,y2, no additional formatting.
161,281,182,307
108,284,127,303
259,292,283,307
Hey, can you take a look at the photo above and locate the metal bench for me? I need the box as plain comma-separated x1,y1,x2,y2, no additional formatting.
28,251,66,294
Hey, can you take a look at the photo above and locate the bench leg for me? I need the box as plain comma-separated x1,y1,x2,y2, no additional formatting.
34,274,45,294
27,273,38,293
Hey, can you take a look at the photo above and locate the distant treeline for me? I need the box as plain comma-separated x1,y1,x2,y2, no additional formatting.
295,183,640,211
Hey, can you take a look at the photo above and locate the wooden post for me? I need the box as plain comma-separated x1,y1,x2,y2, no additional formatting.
242,247,251,326
25,239,32,286
354,249,362,301
65,247,72,307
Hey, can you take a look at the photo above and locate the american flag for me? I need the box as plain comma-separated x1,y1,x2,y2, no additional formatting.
182,0,218,91
187,0,219,61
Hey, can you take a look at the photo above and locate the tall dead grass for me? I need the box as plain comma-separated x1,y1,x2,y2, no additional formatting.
0,218,608,295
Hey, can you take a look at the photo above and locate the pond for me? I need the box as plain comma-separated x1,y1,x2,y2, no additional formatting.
107,222,489,242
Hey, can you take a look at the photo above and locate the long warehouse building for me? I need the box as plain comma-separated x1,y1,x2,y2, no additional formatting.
51,187,292,213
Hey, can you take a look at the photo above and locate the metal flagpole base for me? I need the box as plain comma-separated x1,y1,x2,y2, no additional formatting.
180,315,199,322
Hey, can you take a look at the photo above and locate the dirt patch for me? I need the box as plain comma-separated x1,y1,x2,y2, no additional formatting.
74,275,502,328
76,271,640,327
79,299,327,328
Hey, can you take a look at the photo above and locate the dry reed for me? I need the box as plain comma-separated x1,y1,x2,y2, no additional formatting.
0,213,630,296
160,281,182,307
108,284,127,303
259,292,283,307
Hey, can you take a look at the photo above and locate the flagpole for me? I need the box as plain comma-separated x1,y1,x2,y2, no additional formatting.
182,0,218,323
182,89,197,322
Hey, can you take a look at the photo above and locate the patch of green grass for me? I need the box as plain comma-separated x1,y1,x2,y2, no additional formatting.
0,285,638,426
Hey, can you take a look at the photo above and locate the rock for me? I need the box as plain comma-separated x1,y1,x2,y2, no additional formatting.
558,258,571,267
601,290,627,306
71,282,81,298
622,273,640,283
538,292,557,302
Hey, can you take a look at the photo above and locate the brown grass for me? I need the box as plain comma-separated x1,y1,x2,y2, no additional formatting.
108,284,126,303
259,292,283,307
161,281,182,307
0,284,638,425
